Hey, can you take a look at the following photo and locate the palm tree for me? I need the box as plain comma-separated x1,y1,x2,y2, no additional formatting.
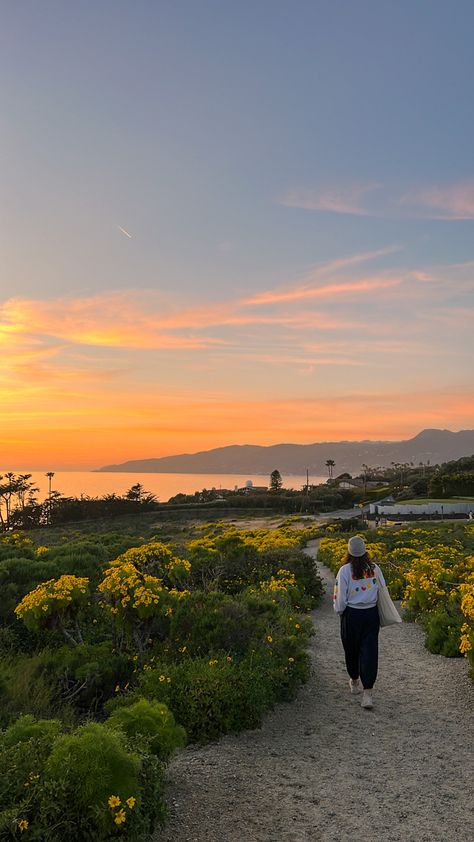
45,472,55,525
362,463,369,494
325,459,335,480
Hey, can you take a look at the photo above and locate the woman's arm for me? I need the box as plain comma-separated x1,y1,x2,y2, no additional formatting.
333,566,348,614
375,564,386,587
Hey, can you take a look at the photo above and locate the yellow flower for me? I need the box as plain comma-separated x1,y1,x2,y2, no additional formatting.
114,809,126,825
108,795,121,808
18,819,29,832
159,674,166,682
288,657,294,663
295,623,301,629
267,635,273,643
126,796,136,809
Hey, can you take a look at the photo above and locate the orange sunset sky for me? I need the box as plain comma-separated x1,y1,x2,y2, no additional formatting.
2,4,473,470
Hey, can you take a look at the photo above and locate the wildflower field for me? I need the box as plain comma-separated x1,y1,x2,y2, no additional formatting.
318,523,474,668
0,520,322,840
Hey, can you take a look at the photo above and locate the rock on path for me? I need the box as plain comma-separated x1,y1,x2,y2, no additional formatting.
156,540,474,842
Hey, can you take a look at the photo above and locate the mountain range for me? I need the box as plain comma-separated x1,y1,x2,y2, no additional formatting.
97,428,474,476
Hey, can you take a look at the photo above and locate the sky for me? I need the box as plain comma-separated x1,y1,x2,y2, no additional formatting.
1,0,474,469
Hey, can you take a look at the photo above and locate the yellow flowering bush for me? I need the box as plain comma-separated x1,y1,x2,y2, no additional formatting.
112,543,191,587
98,554,190,651
459,575,474,658
251,569,303,607
99,562,164,620
14,575,89,644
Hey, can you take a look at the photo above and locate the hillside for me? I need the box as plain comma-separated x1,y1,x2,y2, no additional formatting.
97,428,474,475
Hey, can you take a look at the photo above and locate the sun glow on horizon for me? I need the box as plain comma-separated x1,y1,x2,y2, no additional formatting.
1,246,473,469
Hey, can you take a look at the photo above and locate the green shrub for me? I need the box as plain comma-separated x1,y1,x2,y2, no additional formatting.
106,698,186,760
0,557,61,624
169,591,254,656
2,714,62,748
424,609,464,657
43,722,141,837
38,643,134,715
0,655,62,727
139,640,311,743
0,644,133,725
0,716,166,842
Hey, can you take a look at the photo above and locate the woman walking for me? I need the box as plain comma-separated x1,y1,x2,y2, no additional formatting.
333,535,386,709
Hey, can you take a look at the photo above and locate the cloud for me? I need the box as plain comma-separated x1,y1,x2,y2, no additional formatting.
0,241,471,471
400,182,474,220
280,183,381,215
244,275,403,306
280,180,474,220
1,294,226,350
0,245,402,347
307,246,402,275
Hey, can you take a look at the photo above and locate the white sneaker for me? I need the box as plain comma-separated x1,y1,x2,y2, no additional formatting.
349,678,362,694
361,690,373,709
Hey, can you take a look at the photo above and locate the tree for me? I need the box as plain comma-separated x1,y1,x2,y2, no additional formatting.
0,472,39,530
124,483,157,504
270,470,282,492
125,483,145,502
362,463,369,494
325,459,335,480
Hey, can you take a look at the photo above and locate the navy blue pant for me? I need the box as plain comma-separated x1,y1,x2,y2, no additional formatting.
340,606,380,689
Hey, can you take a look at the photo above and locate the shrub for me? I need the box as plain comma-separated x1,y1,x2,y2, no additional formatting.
2,713,62,749
0,655,62,727
0,557,61,624
139,653,266,741
169,591,254,656
139,633,311,744
38,643,134,716
14,575,89,645
424,609,464,657
43,722,141,837
0,716,167,842
0,717,63,838
106,698,186,760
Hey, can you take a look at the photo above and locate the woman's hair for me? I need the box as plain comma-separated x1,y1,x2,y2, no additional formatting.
347,551,374,580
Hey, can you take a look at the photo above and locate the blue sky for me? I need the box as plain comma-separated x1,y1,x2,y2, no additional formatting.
1,1,473,467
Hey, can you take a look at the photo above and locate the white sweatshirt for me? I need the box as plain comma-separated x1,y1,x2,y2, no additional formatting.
333,562,386,614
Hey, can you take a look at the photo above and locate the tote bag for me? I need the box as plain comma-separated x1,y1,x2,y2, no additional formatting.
377,583,402,628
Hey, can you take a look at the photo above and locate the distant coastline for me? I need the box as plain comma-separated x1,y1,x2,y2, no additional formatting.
96,429,474,476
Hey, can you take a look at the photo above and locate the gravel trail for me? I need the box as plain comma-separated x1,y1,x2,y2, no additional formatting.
156,540,474,842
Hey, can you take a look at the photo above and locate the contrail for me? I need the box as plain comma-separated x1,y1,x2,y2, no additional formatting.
118,226,132,238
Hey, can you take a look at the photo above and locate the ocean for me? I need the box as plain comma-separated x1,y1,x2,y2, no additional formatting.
5,471,328,504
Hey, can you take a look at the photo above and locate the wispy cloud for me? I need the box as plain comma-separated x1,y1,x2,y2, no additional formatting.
280,183,381,215
307,245,402,275
400,182,474,220
1,295,226,350
280,180,474,220
244,275,403,305
1,246,402,346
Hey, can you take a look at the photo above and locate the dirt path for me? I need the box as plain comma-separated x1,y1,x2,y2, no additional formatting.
156,540,474,842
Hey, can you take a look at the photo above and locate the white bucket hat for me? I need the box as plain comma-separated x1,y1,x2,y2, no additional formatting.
348,535,366,557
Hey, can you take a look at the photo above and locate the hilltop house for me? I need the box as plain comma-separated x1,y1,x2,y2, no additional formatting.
333,474,384,490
